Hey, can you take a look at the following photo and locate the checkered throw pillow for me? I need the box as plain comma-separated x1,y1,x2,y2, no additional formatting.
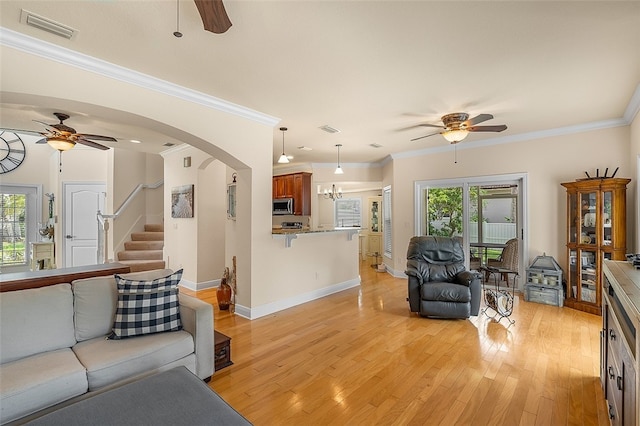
108,269,184,340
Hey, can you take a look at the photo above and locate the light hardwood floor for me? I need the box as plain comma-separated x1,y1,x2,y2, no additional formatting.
187,262,609,425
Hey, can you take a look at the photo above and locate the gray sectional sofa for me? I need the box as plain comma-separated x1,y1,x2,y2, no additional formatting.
0,269,214,425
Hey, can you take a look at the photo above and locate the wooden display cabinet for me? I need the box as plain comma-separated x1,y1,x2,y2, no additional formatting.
561,178,630,314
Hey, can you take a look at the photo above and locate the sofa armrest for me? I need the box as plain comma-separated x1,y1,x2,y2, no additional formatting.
179,294,214,380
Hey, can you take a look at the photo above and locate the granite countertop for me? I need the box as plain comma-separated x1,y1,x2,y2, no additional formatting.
271,227,361,235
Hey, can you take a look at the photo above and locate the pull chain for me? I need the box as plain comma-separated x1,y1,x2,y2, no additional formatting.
173,0,183,37
59,151,63,173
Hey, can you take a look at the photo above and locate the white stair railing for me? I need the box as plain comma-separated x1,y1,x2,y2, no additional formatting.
97,179,163,264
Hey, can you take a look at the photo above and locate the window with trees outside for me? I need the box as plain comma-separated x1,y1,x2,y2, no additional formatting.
1,185,39,268
334,198,361,228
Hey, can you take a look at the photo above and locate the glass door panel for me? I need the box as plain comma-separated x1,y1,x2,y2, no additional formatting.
579,250,597,303
603,191,612,246
425,186,463,238
580,191,597,245
569,192,578,244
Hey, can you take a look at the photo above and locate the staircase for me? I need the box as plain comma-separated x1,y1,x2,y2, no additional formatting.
117,224,165,272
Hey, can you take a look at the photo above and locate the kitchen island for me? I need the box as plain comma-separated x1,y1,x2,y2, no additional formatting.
238,227,360,320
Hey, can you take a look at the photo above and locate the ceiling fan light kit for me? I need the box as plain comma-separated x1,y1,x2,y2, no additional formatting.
47,137,75,151
442,129,469,143
278,127,290,164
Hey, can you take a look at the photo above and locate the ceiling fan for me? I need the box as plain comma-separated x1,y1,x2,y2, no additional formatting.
194,0,232,34
3,112,117,152
410,112,507,144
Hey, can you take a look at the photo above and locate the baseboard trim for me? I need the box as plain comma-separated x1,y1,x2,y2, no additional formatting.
179,278,220,291
236,278,361,320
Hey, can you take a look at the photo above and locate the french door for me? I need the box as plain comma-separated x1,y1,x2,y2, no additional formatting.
415,174,527,287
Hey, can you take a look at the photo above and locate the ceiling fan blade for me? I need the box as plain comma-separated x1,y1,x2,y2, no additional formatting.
33,120,59,133
194,0,232,34
410,132,441,142
398,123,445,131
467,125,507,132
76,133,118,142
1,127,45,137
76,137,111,150
463,114,493,127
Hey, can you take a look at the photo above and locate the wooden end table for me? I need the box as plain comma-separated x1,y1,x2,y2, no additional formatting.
214,331,233,371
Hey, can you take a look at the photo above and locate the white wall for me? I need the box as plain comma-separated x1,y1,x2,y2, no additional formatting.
388,125,633,277
630,111,640,252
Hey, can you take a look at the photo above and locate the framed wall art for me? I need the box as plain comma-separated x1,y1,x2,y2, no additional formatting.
171,184,194,218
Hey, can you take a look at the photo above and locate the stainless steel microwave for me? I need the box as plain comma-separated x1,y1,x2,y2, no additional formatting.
273,198,293,215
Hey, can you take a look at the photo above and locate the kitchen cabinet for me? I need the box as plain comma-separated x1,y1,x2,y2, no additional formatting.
601,260,638,425
273,172,311,216
561,178,630,314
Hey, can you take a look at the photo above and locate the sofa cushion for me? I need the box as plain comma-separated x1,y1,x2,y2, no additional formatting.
108,269,183,340
72,330,194,391
0,348,88,424
72,269,175,342
0,284,76,364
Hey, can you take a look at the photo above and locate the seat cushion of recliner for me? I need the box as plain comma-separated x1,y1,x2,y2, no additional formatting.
421,282,471,303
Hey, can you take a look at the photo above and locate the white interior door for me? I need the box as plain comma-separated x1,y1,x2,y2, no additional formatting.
63,183,106,267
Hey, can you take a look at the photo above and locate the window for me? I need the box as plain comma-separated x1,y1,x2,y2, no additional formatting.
383,186,391,257
334,198,361,228
0,185,40,269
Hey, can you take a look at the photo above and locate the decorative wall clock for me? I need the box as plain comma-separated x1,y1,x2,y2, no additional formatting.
0,131,26,174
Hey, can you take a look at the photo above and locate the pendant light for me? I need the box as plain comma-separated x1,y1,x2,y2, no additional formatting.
278,127,289,164
334,144,344,174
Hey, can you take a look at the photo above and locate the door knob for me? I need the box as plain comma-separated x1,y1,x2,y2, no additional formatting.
65,235,74,239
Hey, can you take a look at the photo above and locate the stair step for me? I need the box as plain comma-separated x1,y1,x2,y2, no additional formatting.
131,231,164,241
124,241,164,251
118,260,166,273
117,250,163,261
144,224,164,232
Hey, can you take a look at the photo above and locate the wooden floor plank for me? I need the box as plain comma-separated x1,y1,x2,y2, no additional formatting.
188,260,608,425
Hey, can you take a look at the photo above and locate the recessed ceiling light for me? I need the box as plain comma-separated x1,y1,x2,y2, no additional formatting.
298,146,313,151
129,139,142,144
370,143,383,148
319,125,340,134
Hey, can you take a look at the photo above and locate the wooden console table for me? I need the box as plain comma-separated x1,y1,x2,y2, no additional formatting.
0,263,131,292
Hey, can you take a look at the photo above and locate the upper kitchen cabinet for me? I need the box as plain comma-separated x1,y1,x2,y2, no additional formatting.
273,172,312,216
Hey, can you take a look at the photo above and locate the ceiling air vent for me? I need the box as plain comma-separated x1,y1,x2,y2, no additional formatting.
20,9,77,40
319,125,340,134
163,143,175,147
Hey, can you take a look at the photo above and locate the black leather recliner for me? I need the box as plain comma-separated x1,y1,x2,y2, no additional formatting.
405,236,481,319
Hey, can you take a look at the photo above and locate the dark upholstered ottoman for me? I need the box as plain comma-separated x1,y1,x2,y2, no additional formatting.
25,367,251,425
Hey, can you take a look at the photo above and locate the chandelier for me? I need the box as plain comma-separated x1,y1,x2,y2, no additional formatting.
323,184,343,201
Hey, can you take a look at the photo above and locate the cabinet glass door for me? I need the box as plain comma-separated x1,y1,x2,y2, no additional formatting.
370,200,380,232
602,191,612,247
579,249,597,303
569,193,578,244
580,192,597,245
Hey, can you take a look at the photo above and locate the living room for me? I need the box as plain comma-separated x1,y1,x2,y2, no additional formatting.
0,1,639,423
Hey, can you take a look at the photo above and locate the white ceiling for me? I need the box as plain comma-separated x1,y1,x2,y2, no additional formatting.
1,1,639,164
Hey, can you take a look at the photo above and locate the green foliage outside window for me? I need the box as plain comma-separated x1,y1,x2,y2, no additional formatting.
1,193,27,266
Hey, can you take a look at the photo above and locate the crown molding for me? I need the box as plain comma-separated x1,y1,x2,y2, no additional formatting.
0,27,280,127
